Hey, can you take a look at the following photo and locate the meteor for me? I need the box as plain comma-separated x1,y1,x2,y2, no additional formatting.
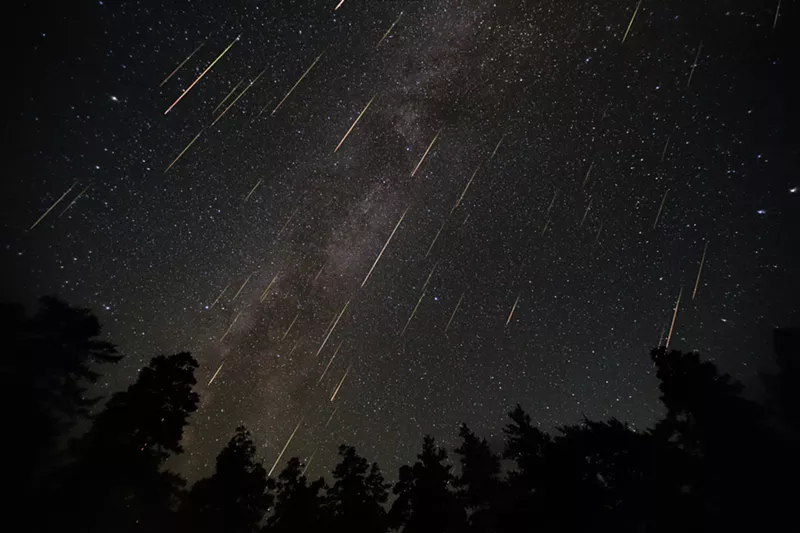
160,42,204,88
582,161,594,188
325,407,338,428
270,50,325,116
260,273,279,303
686,42,703,89
269,417,304,477
579,198,593,227
165,34,239,115
377,11,403,47
774,0,781,29
244,179,263,202
593,221,604,245
314,261,327,282
692,241,709,300
277,208,299,237
30,181,77,230
601,102,611,120
288,341,300,357
212,68,266,126
505,294,520,327
490,134,506,160
334,0,345,10
425,219,446,258
212,77,245,114
546,191,557,216
541,217,551,236
444,293,464,334
301,451,316,476
330,364,352,402
315,300,350,357
665,287,683,349
653,189,669,229
451,164,481,215
282,312,300,340
208,361,224,386
317,340,343,384
58,182,92,217
361,208,409,287
209,282,230,309
411,130,441,177
401,262,436,337
660,136,670,162
220,310,243,342
232,274,252,302
165,129,205,173
335,95,376,152
621,0,642,43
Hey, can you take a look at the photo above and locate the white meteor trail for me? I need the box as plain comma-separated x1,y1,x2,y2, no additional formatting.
490,134,506,160
318,340,343,385
220,310,242,342
58,182,92,217
686,42,704,89
660,136,670,161
260,273,279,303
665,287,683,349
30,181,78,230
692,241,709,300
209,283,230,309
335,95,376,152
653,189,669,229
232,274,252,302
361,208,409,287
282,313,300,341
212,68,266,126
377,12,403,47
506,294,520,327
330,364,351,401
160,42,205,88
244,179,263,201
277,208,299,237
451,164,481,215
315,300,350,357
269,417,304,477
411,130,441,177
271,51,325,115
582,161,595,188
325,407,338,428
212,77,245,114
425,219,446,258
208,361,224,386
445,293,464,334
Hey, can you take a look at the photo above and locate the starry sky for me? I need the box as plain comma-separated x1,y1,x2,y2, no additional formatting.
4,0,798,481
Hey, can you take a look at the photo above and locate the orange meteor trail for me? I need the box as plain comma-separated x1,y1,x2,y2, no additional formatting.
622,0,642,43
377,12,404,47
208,361,224,386
165,128,205,173
245,179,263,201
445,293,464,334
165,34,239,115
282,312,300,340
271,51,325,116
220,310,242,342
212,68,266,126
260,273,279,303
269,417,304,477
160,42,205,88
653,189,669,229
315,300,350,357
335,95,376,152
209,283,230,309
318,340,343,385
232,274,252,302
212,77,245,114
506,294,520,327
692,241,709,300
411,130,441,177
665,287,683,349
330,364,351,402
59,182,92,217
30,181,77,230
362,208,409,287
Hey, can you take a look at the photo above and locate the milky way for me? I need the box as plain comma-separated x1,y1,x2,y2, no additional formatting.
5,0,797,481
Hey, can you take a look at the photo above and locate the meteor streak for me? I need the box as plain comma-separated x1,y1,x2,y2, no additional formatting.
318,340,343,384
270,51,325,115
30,181,77,230
411,130,441,177
445,293,464,334
302,451,315,476
653,189,669,229
593,221,603,245
330,364,351,402
209,283,230,309
208,361,224,386
774,0,781,29
580,198,593,227
314,262,327,282
622,0,642,43
58,182,92,217
260,273,279,303
546,191,557,216
377,11,403,47
665,287,683,349
212,77,245,114
220,310,243,342
660,136,670,161
325,407,338,428
335,95,376,152
541,218,551,236
269,417,304,477
282,312,300,340
277,208,299,237
212,69,266,126
334,0,345,10
582,161,595,188
288,341,300,357
160,42,205,88
315,300,350,357
452,164,481,214
401,292,426,336
244,179,263,201
425,219,446,258
506,294,520,327
361,208,409,287
165,129,205,173
165,35,239,115
686,42,703,89
232,274,252,302
692,241,709,300
490,134,506,160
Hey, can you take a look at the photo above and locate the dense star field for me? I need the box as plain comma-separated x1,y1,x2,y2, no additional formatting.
4,0,798,481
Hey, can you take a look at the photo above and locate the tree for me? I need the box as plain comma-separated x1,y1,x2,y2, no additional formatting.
183,426,273,533
53,352,200,533
326,445,390,533
390,436,465,533
453,424,500,533
265,457,329,533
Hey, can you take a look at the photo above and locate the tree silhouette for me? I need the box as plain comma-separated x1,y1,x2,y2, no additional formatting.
390,435,465,533
53,352,200,533
265,457,329,533
327,445,390,533
453,424,500,533
182,426,273,533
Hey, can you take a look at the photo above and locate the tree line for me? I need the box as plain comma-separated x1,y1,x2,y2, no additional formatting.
10,296,800,533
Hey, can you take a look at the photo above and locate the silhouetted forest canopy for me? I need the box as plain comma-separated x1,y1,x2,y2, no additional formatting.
12,296,800,533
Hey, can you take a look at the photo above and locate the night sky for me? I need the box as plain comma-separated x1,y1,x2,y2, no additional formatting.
4,0,798,481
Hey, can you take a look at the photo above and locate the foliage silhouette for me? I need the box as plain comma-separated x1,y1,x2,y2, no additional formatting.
327,444,391,533
264,457,329,533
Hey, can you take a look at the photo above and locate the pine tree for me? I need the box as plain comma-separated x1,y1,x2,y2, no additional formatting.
327,445,390,533
453,424,500,533
265,457,329,533
184,426,273,533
